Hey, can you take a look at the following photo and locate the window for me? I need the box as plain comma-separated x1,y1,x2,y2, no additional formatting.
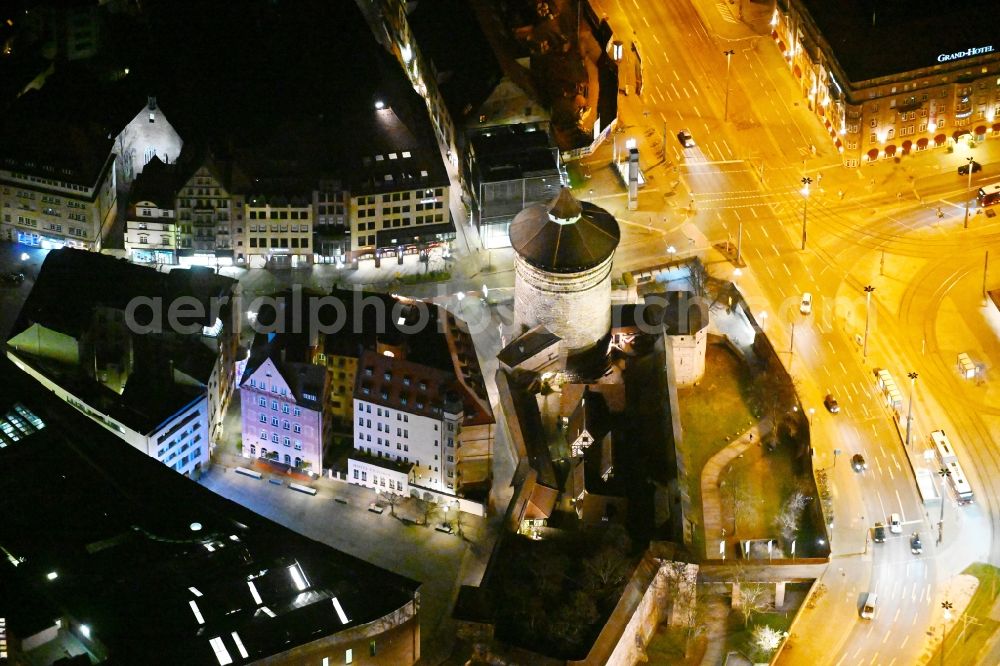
283,420,290,430
282,404,290,414
260,430,267,440
284,437,291,447
272,400,278,410
294,424,302,433
294,440,302,450
272,434,279,443
272,416,279,426
259,414,266,423
346,648,353,664
258,397,266,407
294,407,301,416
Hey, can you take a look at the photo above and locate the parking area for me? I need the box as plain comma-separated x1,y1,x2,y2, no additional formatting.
199,464,481,661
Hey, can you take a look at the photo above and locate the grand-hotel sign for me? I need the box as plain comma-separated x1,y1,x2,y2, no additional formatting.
937,45,994,63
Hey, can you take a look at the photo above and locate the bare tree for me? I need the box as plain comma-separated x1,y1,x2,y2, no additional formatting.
752,624,785,655
420,499,442,526
775,489,809,542
382,491,403,517
738,582,770,627
749,357,797,440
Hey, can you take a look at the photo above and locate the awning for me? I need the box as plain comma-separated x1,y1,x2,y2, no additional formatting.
866,148,880,161
934,134,946,145
953,130,970,140
835,138,843,148
917,137,929,148
884,144,897,156
901,139,913,153
824,118,832,128
771,30,779,40
818,106,826,116
778,40,787,53
993,122,1000,134
375,219,457,246
975,125,987,135
793,64,802,78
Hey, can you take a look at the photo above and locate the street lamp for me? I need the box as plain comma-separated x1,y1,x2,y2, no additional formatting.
809,407,815,426
964,156,975,229
941,600,954,666
863,285,875,360
723,49,735,122
938,466,951,544
800,177,812,250
905,372,918,447
667,245,677,260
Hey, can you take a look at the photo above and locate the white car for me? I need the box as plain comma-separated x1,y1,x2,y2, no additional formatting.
677,129,695,148
889,513,902,534
800,292,813,315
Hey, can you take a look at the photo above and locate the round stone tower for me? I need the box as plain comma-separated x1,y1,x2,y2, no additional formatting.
509,187,621,354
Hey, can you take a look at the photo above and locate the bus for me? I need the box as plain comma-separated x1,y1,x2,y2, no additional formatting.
978,182,1000,207
931,429,974,503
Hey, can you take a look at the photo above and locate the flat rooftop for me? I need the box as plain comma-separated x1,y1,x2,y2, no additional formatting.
799,0,999,82
0,357,419,665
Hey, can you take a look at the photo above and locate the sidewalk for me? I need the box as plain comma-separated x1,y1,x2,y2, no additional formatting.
701,417,773,560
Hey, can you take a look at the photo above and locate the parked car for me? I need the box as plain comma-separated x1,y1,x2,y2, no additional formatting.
958,160,982,175
851,454,867,472
910,532,923,554
367,502,385,514
860,593,877,619
873,522,886,543
435,523,453,534
800,292,813,314
677,129,695,148
0,272,24,286
824,394,840,413
889,513,902,534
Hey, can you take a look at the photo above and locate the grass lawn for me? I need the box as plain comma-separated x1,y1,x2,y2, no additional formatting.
677,344,756,550
932,563,1000,664
645,625,706,665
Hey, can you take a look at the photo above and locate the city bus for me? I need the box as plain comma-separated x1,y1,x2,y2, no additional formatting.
978,182,1000,207
931,429,974,503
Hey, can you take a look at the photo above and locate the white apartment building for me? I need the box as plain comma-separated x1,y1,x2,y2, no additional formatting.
0,152,117,251
124,155,178,264
348,351,462,495
349,182,450,261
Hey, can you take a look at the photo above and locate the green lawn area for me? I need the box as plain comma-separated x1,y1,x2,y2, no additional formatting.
932,563,1000,665
645,625,706,665
677,344,756,551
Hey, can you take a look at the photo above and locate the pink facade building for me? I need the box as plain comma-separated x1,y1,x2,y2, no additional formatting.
239,335,329,473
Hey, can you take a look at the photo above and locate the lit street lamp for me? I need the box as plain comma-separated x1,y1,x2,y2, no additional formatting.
938,466,951,544
863,285,875,360
905,372,918,447
964,156,974,229
723,49,735,122
809,407,815,425
800,176,812,250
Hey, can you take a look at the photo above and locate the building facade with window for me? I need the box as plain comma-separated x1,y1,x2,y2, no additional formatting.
239,336,329,473
0,97,117,251
349,181,452,263
242,195,313,268
175,151,247,266
771,0,1000,167
124,155,179,264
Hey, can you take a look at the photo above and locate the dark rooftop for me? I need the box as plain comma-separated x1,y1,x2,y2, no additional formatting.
798,0,1000,83
129,155,181,210
509,188,621,273
0,356,419,665
497,325,561,369
469,127,561,184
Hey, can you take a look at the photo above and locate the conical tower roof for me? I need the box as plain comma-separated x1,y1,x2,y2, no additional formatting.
508,187,621,273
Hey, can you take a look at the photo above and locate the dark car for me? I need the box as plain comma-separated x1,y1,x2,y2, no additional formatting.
677,129,695,148
824,394,840,413
873,522,886,543
0,272,24,286
910,532,923,554
852,454,868,472
958,160,982,175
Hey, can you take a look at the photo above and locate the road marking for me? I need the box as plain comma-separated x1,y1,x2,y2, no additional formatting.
875,457,884,476
765,264,775,279
693,104,702,117
827,340,835,353
656,72,663,84
887,464,894,481
733,208,742,221
722,139,733,158
657,89,667,104
771,242,780,256
900,635,909,649
883,629,892,644
653,33,660,45
894,608,901,622
673,69,680,82
671,83,681,99
896,489,905,521
683,86,692,99
877,489,887,518
751,207,760,219
642,14,650,27
783,263,791,277
839,360,848,374
892,453,902,471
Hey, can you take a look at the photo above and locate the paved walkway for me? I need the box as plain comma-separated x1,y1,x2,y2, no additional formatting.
701,417,773,560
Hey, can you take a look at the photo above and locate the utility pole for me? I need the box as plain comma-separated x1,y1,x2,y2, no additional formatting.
904,371,918,447
941,600,954,665
801,176,812,250
880,250,885,276
984,250,990,299
736,221,743,266
723,50,735,122
863,285,875,360
964,157,974,229
790,322,796,368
